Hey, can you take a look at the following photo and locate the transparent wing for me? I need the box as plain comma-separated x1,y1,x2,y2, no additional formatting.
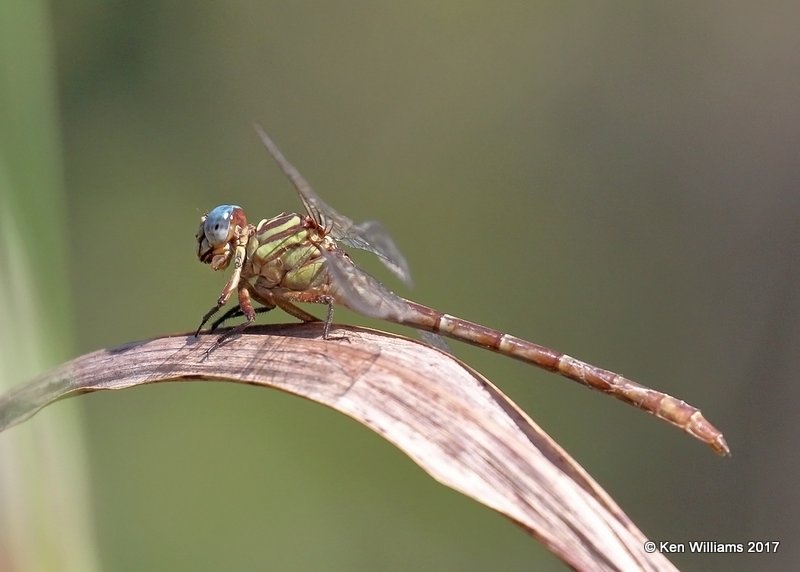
320,248,413,322
320,249,450,351
344,220,412,287
255,124,412,286
418,330,452,353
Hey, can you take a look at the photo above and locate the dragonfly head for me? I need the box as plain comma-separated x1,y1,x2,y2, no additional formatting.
196,205,248,270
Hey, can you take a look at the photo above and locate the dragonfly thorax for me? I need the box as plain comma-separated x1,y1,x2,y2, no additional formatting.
244,212,333,291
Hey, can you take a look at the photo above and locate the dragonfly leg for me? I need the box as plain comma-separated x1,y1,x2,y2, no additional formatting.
273,298,321,323
210,304,274,332
319,295,348,341
195,249,245,336
271,289,347,341
195,303,222,337
206,287,257,356
252,284,320,323
318,295,334,340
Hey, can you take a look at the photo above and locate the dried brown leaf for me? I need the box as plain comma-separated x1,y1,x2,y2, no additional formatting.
0,324,677,571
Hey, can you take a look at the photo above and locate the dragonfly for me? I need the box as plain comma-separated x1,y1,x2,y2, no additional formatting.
195,125,729,457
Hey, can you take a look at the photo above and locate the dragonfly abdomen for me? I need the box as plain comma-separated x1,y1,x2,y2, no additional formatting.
401,300,729,455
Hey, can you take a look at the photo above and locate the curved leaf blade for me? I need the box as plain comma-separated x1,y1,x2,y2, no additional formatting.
0,324,676,571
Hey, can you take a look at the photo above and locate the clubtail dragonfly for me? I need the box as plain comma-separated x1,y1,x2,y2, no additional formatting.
195,125,729,456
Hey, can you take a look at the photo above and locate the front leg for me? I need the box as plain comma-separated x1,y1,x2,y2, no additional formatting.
195,244,246,336
205,287,257,355
195,300,225,337
210,304,275,332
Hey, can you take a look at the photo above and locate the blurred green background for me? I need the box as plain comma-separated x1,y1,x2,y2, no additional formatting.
2,1,798,570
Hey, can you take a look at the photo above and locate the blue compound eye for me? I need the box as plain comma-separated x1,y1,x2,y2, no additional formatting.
203,205,239,245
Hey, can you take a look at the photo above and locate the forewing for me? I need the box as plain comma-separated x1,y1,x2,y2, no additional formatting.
343,220,412,286
255,124,412,286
